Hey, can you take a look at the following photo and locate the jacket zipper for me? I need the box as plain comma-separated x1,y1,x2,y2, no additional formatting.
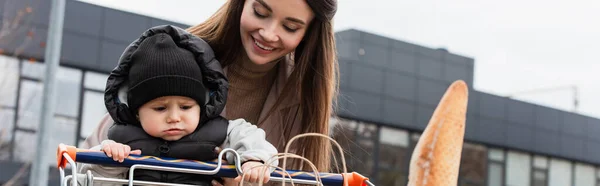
159,140,170,182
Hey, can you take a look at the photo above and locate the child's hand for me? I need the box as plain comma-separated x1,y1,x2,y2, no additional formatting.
234,161,270,184
101,140,142,163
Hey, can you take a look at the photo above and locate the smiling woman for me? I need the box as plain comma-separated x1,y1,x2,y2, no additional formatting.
187,0,339,176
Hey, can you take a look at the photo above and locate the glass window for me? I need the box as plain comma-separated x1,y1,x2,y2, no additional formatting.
378,127,409,167
17,67,82,130
84,71,108,91
548,158,572,186
331,118,375,177
506,150,531,186
0,55,19,107
54,67,82,117
574,163,595,186
13,131,36,163
488,148,504,161
81,91,107,138
13,116,76,167
47,116,76,167
21,60,45,79
0,109,15,140
377,127,409,186
459,143,487,185
354,136,374,175
0,108,15,160
487,162,503,186
534,155,548,169
380,126,409,147
597,167,600,186
532,170,547,186
356,121,377,138
17,80,43,130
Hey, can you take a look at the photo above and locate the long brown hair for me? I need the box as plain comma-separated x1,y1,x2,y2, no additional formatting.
186,0,338,172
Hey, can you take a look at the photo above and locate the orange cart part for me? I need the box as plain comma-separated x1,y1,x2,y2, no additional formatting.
56,143,77,169
342,172,368,186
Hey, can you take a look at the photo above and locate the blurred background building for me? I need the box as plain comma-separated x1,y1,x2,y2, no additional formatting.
0,1,599,186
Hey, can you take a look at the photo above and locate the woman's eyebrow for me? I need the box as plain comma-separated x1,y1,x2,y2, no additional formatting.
256,0,272,12
286,17,306,25
256,0,306,25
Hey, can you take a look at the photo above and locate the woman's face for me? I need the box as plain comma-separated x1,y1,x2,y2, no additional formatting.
240,0,314,71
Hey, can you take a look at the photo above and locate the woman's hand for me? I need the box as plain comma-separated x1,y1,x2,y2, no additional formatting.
100,140,141,163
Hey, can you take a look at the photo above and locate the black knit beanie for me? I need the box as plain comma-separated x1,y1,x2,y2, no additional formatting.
127,33,207,114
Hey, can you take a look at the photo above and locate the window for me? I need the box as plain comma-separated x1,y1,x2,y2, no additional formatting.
54,67,82,117
459,143,487,186
488,148,504,161
487,162,503,186
12,116,76,167
574,163,595,186
379,126,409,147
597,168,600,186
13,63,81,165
0,55,19,107
47,116,77,166
0,109,15,160
532,156,548,186
487,148,504,186
17,65,82,130
548,158,572,186
331,118,376,177
84,71,108,91
533,155,548,169
377,126,409,186
1,55,19,157
505,150,531,186
12,131,36,163
532,170,547,186
21,60,45,79
80,91,107,139
17,80,43,130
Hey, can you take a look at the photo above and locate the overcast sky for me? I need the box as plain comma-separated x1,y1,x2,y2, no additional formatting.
77,0,600,119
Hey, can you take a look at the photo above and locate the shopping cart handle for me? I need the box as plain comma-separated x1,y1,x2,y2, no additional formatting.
56,144,373,186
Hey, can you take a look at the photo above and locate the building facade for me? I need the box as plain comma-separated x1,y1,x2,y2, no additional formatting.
0,1,599,185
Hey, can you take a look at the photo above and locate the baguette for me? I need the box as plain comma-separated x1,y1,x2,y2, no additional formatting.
407,80,469,186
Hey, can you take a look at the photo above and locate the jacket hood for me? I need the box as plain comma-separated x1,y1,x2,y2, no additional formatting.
104,25,228,125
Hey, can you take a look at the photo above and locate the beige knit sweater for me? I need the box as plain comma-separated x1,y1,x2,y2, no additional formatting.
225,62,278,125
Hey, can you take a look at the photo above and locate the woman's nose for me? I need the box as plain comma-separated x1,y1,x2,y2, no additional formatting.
259,26,279,42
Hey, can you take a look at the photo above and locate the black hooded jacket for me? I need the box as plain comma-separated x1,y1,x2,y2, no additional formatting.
102,25,229,185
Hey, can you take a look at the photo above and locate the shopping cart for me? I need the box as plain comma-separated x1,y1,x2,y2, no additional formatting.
56,144,374,186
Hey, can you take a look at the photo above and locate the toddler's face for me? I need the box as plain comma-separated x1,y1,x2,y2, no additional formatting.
137,96,201,141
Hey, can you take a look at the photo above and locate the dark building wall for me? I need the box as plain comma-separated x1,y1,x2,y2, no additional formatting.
335,28,600,165
0,0,189,73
